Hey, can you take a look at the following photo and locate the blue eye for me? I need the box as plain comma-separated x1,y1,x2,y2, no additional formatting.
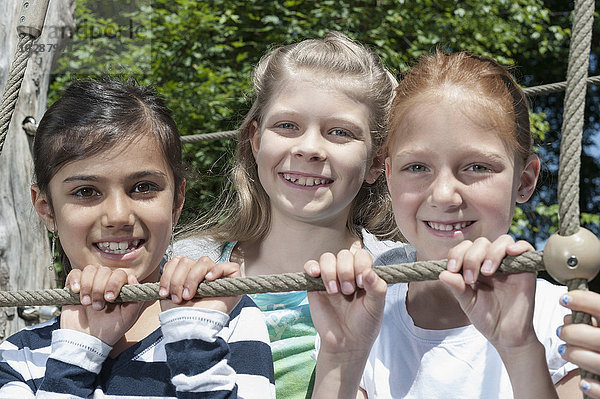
276,122,297,130
406,164,428,172
467,164,490,172
330,128,352,137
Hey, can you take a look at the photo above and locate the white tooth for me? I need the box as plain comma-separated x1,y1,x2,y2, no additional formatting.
132,239,139,247
314,179,321,185
109,242,119,250
306,178,314,186
284,174,291,180
118,242,128,250
454,223,461,230
461,222,467,228
297,177,306,186
432,223,439,230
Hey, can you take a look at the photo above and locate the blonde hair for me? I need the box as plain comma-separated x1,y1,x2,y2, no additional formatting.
186,32,402,242
386,50,532,163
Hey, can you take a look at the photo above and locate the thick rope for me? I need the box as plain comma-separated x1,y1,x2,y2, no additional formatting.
180,130,238,143
0,252,544,307
558,0,594,237
522,75,600,96
558,0,597,394
0,34,35,153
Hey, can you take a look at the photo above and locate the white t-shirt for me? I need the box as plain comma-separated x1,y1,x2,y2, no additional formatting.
360,279,577,398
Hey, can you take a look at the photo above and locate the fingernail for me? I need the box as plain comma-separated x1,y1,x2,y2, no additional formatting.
159,287,168,297
305,260,318,275
481,259,493,274
92,301,103,310
558,344,566,355
205,272,214,279
560,295,571,307
183,288,190,299
342,282,354,295
81,295,91,306
327,281,338,294
105,292,115,301
171,295,179,303
71,282,80,291
556,325,562,337
581,380,591,392
365,270,377,285
447,259,457,272
464,270,474,284
310,263,319,275
356,274,364,288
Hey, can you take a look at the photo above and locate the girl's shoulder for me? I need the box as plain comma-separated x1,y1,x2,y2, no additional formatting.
173,235,224,262
362,229,417,266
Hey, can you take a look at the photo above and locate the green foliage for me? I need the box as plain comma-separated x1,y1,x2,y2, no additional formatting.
47,0,599,242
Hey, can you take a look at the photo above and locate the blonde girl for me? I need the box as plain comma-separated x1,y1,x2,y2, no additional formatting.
174,32,414,398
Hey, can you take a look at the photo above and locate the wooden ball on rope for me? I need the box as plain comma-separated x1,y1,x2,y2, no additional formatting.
543,227,600,284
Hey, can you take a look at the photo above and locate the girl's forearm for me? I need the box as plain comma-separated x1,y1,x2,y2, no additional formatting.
498,340,558,399
312,351,368,399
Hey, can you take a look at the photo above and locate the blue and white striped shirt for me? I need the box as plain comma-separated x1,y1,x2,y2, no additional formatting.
0,295,275,398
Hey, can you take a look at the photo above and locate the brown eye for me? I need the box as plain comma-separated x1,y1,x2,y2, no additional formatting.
133,182,158,194
74,187,98,198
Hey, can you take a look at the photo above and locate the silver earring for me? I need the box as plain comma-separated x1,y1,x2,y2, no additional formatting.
166,229,174,261
49,229,57,271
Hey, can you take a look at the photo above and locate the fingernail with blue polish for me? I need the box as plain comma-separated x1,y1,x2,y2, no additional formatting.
558,344,566,355
556,325,562,337
581,380,591,392
560,295,571,307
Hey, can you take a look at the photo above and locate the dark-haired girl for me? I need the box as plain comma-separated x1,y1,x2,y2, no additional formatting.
0,79,274,398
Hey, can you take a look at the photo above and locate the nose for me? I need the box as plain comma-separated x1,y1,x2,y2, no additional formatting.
428,170,463,210
292,126,326,161
102,191,135,228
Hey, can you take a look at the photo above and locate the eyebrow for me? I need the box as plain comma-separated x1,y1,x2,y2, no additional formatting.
62,170,168,184
393,147,507,160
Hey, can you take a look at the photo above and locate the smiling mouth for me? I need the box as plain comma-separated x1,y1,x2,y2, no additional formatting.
426,221,474,231
282,173,333,187
95,240,144,255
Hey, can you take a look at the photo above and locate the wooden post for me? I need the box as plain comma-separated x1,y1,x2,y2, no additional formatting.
0,0,74,339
